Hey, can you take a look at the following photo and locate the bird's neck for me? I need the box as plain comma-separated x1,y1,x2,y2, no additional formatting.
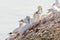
38,10,42,14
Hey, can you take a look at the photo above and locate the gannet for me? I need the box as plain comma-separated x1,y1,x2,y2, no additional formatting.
33,5,42,22
6,33,17,40
47,0,60,13
9,16,30,34
8,19,26,35
52,0,60,11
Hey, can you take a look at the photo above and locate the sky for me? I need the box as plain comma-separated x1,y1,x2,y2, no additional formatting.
0,0,60,40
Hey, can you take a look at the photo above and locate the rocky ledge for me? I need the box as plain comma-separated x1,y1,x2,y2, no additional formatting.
21,12,60,40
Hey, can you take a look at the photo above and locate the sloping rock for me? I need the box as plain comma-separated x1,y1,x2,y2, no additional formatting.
21,12,60,40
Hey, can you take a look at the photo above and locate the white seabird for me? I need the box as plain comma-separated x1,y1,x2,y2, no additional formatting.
47,0,60,14
33,5,42,22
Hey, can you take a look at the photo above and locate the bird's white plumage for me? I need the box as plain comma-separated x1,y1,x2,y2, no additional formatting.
52,5,60,11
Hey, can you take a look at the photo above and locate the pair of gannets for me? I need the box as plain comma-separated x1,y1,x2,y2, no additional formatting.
47,0,60,13
7,16,31,40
